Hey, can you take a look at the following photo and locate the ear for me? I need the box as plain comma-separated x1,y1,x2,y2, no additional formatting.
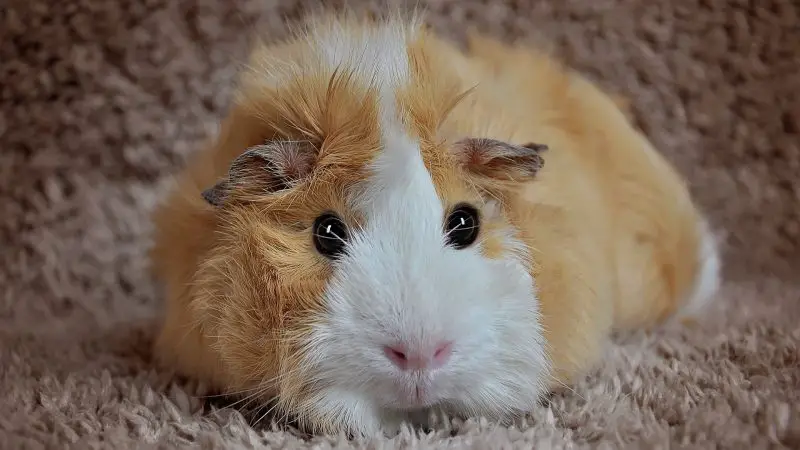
452,138,548,182
202,140,317,207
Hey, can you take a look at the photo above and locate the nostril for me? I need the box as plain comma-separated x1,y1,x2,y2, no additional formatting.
390,347,407,360
433,341,453,363
383,345,408,367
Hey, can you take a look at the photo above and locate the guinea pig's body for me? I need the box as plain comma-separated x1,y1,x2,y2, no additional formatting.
150,12,721,437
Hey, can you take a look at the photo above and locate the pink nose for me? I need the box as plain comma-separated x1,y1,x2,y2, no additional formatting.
383,341,453,371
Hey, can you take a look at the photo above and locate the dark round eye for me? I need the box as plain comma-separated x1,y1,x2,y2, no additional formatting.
313,213,349,258
444,204,480,249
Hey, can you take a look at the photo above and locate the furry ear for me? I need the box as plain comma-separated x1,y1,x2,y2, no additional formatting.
202,140,317,207
452,138,548,181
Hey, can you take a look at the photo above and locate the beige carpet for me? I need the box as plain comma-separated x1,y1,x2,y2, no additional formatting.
2,0,799,448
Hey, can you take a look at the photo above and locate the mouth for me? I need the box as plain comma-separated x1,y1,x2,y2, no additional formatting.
390,379,440,409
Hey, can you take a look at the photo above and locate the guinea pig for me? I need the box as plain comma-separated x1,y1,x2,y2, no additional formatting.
149,11,721,437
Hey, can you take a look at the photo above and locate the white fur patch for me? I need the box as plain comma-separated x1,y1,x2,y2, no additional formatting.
311,19,414,90
678,218,722,318
248,15,419,99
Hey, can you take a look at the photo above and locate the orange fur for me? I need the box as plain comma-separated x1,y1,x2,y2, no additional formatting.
150,11,719,434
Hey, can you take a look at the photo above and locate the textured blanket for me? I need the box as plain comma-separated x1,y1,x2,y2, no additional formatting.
2,0,798,448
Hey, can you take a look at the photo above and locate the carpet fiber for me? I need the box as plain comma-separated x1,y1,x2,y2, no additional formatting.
2,0,799,448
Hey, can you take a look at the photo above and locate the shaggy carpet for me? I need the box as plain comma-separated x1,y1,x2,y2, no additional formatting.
1,0,799,448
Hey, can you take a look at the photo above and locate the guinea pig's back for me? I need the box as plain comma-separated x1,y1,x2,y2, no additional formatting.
558,74,722,330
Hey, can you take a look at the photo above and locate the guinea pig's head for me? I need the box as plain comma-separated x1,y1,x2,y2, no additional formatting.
192,21,550,436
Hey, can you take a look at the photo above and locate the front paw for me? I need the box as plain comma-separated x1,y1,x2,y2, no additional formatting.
375,410,412,437
347,409,411,439
302,390,411,439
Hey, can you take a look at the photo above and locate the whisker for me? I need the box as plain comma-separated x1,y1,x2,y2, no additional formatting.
314,229,347,245
445,223,479,238
214,386,272,412
197,384,269,399
252,399,284,428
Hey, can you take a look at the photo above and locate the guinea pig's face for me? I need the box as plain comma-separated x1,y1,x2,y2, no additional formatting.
199,127,550,434
303,136,552,431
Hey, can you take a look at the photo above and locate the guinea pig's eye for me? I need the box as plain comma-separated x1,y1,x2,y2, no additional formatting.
444,204,480,249
313,213,349,258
